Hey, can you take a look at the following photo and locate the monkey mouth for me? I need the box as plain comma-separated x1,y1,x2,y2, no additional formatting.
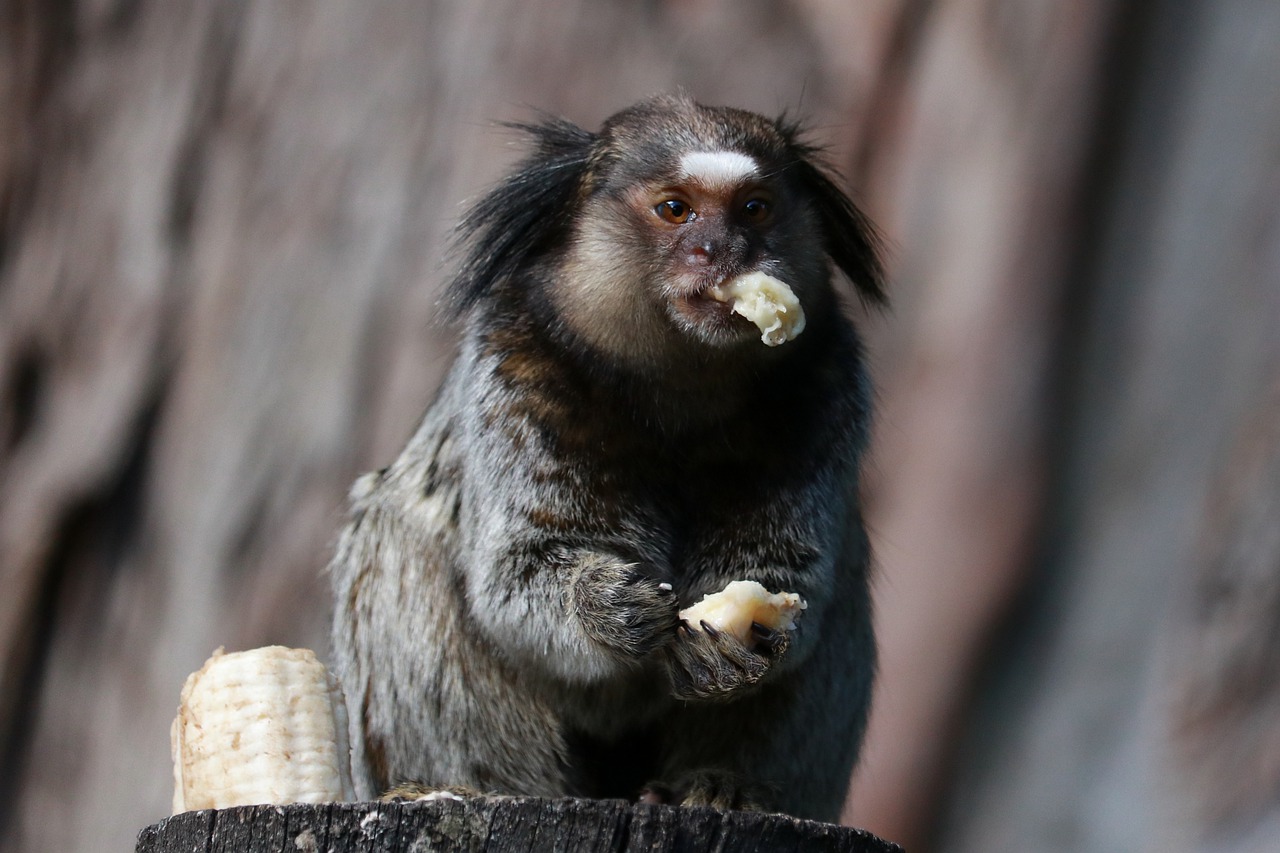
682,284,734,317
671,284,754,339
687,286,734,314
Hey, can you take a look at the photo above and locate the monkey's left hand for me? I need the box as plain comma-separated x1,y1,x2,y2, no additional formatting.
664,619,791,701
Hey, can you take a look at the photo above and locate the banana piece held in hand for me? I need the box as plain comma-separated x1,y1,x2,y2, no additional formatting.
679,580,806,645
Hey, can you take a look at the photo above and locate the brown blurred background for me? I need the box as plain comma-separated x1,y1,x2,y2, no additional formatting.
2,1,1278,851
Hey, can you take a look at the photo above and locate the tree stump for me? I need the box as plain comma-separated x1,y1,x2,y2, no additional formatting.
135,798,901,853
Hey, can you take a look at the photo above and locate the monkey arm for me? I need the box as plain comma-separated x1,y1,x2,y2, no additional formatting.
458,401,680,684
678,467,859,680
464,518,681,685
671,348,872,694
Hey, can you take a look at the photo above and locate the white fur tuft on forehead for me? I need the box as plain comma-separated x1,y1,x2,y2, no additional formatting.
678,150,759,186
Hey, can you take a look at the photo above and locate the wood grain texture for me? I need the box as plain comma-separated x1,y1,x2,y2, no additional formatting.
841,3,1123,847
933,0,1280,850
135,800,902,853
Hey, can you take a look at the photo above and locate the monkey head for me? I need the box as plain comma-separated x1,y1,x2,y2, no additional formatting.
451,94,884,366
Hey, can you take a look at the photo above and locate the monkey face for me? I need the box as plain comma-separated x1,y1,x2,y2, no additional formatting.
630,153,791,348
562,114,831,361
453,94,883,367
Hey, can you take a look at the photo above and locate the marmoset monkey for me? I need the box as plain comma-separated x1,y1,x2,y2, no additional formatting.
330,93,885,822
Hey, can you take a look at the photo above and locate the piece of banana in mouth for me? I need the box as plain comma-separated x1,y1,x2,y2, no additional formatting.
709,271,807,346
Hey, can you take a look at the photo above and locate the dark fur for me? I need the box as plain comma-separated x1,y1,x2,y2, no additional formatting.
331,93,883,821
449,116,598,315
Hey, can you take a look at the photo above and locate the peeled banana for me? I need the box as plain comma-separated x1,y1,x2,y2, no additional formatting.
709,271,807,346
679,580,806,645
170,646,354,813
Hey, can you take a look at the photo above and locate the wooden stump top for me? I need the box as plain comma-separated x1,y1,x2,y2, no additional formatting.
136,797,902,852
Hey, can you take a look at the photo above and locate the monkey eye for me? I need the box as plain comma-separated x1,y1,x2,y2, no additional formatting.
656,199,693,224
742,198,772,223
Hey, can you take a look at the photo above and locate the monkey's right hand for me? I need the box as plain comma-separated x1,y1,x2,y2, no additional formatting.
572,557,680,659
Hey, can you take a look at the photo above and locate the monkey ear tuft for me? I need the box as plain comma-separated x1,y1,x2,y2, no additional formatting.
781,129,887,307
446,117,597,315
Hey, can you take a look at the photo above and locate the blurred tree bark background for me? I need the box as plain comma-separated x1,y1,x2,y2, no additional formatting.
1,2,1277,852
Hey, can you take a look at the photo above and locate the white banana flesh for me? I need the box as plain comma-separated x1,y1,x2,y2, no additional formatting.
171,646,354,813
710,272,806,346
679,580,806,645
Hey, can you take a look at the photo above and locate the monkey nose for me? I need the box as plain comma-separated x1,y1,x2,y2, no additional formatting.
688,243,715,266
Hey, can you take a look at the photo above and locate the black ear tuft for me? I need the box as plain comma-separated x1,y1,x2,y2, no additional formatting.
781,126,887,306
446,117,597,314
